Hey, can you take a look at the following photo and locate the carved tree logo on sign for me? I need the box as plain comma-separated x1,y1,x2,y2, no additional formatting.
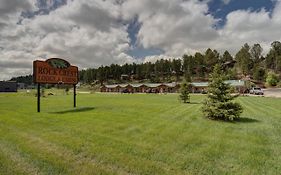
47,58,70,69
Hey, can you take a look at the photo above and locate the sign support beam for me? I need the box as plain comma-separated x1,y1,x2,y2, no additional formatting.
73,84,76,108
37,83,40,112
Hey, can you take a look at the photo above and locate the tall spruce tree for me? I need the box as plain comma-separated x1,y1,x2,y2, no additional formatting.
202,64,243,121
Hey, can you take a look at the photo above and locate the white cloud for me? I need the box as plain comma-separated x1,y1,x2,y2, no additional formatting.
0,0,133,80
143,54,174,63
1,0,281,80
122,0,218,56
215,3,281,54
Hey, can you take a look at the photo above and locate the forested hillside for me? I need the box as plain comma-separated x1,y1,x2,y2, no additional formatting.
11,41,281,86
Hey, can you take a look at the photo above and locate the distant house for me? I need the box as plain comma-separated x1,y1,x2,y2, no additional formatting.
191,80,246,93
190,82,208,93
225,80,246,93
100,82,180,93
0,81,17,92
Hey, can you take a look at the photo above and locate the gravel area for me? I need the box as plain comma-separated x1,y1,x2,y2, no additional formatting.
263,88,281,98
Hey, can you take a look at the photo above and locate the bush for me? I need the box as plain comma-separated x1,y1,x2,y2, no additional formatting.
202,65,243,121
253,67,266,81
179,82,191,103
65,86,70,95
266,71,280,86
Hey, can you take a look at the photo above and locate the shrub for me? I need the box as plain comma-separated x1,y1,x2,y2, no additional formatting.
253,67,266,81
65,86,70,95
266,71,280,86
179,82,191,103
277,81,281,88
202,65,243,121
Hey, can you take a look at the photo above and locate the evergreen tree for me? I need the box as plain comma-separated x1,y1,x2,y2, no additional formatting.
205,48,219,72
202,64,243,121
266,49,276,70
179,81,191,103
235,43,253,75
266,41,281,72
184,71,192,82
183,54,194,76
10,75,33,85
253,65,266,81
194,52,206,78
250,43,263,63
172,59,182,81
221,50,233,63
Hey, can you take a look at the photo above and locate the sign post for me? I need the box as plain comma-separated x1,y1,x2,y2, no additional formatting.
37,83,40,112
33,58,78,112
73,84,76,108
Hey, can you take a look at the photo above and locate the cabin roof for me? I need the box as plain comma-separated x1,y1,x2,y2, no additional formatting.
191,80,245,87
102,80,245,89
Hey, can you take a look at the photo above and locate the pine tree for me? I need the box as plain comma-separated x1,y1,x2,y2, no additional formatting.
202,64,243,121
179,81,191,103
235,43,252,75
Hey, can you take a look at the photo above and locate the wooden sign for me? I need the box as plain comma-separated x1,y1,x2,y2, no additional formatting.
33,58,78,112
33,58,78,84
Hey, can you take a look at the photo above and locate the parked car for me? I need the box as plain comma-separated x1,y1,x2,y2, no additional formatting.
249,87,264,95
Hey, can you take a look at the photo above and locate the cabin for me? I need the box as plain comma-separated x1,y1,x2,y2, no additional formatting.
191,82,208,93
100,80,245,94
100,85,120,92
0,81,17,92
100,83,180,93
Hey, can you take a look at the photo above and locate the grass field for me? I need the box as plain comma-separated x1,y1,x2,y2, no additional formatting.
0,91,281,175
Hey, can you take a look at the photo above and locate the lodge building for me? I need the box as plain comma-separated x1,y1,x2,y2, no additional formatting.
100,82,180,93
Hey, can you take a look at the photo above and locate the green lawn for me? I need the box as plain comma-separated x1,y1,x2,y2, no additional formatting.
0,91,281,175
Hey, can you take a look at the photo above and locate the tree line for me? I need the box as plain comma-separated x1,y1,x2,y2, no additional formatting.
80,41,281,85
11,41,281,86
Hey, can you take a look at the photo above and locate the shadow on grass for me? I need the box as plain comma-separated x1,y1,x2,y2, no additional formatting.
189,102,202,104
207,117,260,124
50,107,95,114
182,102,202,104
235,117,260,123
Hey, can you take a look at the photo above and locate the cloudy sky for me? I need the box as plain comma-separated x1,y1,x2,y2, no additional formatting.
0,0,281,80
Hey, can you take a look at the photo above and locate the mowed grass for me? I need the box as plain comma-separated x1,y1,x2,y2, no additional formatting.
0,91,281,175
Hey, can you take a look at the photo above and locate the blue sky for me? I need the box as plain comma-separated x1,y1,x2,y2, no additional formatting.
0,0,281,80
208,0,276,26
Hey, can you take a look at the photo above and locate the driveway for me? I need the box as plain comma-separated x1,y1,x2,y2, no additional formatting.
263,88,281,98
